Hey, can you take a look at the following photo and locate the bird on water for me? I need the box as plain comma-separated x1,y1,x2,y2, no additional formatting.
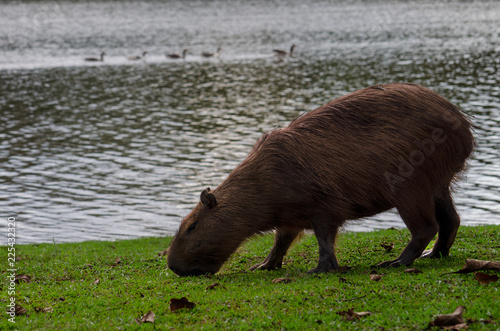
273,44,296,57
201,47,222,58
166,49,189,59
128,51,147,61
85,52,106,62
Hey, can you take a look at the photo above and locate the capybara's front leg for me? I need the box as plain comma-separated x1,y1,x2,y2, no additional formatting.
421,188,460,259
249,227,302,271
308,223,339,273
377,200,438,267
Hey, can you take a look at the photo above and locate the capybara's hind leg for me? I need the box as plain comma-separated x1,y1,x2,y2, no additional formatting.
249,227,303,271
308,223,340,273
421,188,460,259
378,199,438,267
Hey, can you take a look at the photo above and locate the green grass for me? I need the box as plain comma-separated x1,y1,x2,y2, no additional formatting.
1,225,499,330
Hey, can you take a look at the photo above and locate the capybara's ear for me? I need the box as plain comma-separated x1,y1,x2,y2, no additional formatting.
201,187,217,209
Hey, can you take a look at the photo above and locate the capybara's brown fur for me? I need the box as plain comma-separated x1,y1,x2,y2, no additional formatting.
167,83,475,276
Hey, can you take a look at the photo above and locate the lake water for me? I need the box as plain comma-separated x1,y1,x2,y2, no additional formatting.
1,0,499,244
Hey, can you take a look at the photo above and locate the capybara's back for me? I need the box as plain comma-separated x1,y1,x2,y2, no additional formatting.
167,83,475,276
281,84,473,220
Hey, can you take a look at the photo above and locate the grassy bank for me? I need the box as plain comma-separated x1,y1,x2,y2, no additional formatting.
1,225,499,330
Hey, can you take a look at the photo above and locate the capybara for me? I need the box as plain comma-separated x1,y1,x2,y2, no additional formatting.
167,83,475,276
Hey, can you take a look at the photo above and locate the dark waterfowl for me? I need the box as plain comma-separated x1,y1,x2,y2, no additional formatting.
273,44,295,57
167,49,189,59
85,51,106,62
201,47,222,58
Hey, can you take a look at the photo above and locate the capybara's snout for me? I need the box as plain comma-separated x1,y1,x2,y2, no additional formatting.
167,245,219,277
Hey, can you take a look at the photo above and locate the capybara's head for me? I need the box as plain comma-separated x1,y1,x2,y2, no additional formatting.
167,187,248,276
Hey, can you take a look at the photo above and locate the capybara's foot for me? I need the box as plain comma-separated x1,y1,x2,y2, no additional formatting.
249,259,282,271
375,259,405,268
420,249,435,259
420,249,448,259
307,259,338,274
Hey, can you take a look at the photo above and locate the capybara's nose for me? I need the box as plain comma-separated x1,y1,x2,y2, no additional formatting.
168,257,212,277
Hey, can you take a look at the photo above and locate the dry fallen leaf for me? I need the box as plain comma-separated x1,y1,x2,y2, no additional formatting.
169,297,196,312
474,272,499,285
15,305,27,316
337,308,372,321
92,278,100,285
34,307,53,313
370,270,382,281
429,306,466,328
158,249,168,256
141,310,155,323
206,282,221,290
404,268,423,274
15,274,31,284
453,259,500,274
272,277,293,284
380,242,394,252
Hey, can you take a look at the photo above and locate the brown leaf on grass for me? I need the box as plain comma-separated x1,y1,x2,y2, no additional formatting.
380,242,394,252
452,259,500,274
370,270,382,281
337,308,372,321
15,274,31,284
15,305,27,315
92,278,100,285
474,272,499,285
206,282,221,290
35,306,53,313
158,249,168,256
169,297,196,312
140,310,155,323
272,277,293,284
404,268,423,274
429,306,465,328
112,258,121,267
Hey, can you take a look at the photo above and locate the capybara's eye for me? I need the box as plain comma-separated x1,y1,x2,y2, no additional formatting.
187,222,198,233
